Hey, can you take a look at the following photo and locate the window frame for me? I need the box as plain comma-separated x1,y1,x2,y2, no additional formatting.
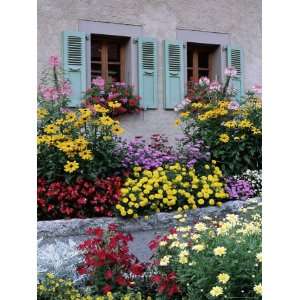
79,20,143,92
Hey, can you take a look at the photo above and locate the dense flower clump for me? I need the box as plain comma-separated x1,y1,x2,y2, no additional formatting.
37,177,122,220
233,169,262,196
77,225,145,295
150,200,262,299
121,135,176,170
82,77,142,116
225,177,254,200
116,162,229,218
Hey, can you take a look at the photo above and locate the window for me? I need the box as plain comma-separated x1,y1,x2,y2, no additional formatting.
187,43,218,82
90,34,129,82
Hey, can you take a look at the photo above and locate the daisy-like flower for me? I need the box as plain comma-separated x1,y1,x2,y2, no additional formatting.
254,283,262,295
213,246,227,256
192,244,205,252
209,286,224,297
64,160,79,173
112,125,124,135
219,133,230,143
194,222,207,232
217,273,230,284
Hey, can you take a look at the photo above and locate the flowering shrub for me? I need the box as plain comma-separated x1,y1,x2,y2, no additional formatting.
149,201,262,299
177,95,262,176
225,177,254,200
77,225,145,295
115,162,229,218
121,135,176,170
37,57,126,183
37,177,122,220
37,273,151,300
233,169,262,196
82,77,142,116
38,56,72,122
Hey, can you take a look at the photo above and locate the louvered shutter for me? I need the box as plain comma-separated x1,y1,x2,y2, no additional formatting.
226,46,244,102
62,31,87,106
164,40,184,109
137,37,158,109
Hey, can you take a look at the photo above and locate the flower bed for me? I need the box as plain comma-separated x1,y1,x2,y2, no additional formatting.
38,198,261,299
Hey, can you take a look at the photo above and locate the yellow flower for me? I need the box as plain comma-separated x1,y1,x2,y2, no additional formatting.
254,283,262,295
213,246,227,256
180,111,190,117
79,149,93,160
194,222,207,232
57,141,76,153
178,250,189,264
175,119,181,126
99,115,114,126
223,120,237,128
75,137,89,150
37,107,48,119
251,127,262,135
209,286,224,297
103,136,112,141
112,125,125,135
159,255,171,266
65,112,77,122
219,133,230,143
217,273,230,284
44,124,59,134
94,104,109,114
64,160,79,173
108,101,122,109
239,119,252,128
192,244,205,252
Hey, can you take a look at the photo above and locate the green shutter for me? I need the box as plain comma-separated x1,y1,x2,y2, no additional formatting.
62,31,87,107
226,46,244,102
164,40,184,109
138,37,158,109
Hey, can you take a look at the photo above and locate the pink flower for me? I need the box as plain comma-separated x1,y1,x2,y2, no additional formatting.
199,76,210,86
92,76,105,88
252,84,262,94
209,81,221,92
49,55,60,67
224,67,237,77
59,80,72,97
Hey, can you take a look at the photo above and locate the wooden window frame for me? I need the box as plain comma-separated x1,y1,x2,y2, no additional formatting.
91,35,127,82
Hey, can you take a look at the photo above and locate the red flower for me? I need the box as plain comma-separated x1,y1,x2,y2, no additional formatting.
130,263,144,275
115,275,127,286
102,284,112,294
104,269,113,280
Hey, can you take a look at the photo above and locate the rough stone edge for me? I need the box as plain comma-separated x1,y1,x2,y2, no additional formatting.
37,197,261,238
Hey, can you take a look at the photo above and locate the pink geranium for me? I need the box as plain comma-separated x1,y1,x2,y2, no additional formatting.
209,81,221,92
199,76,210,86
92,76,105,88
224,67,237,77
49,55,60,67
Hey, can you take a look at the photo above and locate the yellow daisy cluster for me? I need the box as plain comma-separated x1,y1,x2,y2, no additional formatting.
37,104,125,173
37,107,49,119
116,163,228,218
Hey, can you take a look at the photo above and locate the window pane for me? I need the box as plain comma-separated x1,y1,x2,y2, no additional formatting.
108,64,120,82
198,53,209,68
199,70,209,77
187,49,193,68
91,40,101,61
108,43,120,62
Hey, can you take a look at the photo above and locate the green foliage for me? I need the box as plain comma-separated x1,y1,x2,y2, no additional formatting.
179,95,262,176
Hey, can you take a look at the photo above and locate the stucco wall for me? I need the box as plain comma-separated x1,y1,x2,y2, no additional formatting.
37,0,261,143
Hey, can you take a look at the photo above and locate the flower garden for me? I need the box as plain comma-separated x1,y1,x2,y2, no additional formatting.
37,56,262,299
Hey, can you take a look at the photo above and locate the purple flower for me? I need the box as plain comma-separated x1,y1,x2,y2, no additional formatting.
225,178,254,200
228,101,240,110
209,81,221,92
